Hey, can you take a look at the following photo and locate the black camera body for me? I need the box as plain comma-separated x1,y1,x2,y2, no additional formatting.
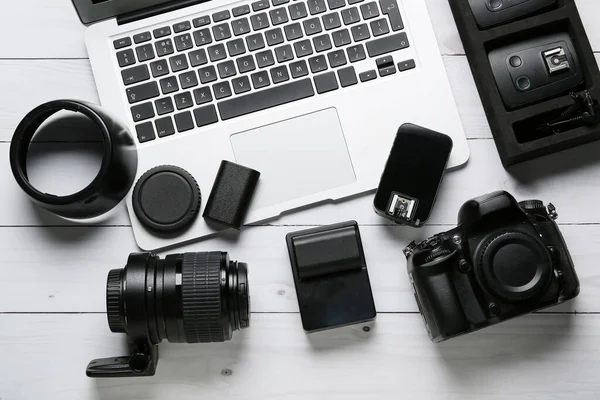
404,191,579,342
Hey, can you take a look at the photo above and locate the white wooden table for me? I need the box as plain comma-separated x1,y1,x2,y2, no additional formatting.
2,1,600,398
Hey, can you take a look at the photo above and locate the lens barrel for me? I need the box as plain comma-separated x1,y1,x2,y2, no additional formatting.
106,251,250,344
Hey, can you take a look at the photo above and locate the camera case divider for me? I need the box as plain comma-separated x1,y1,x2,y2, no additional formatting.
448,0,600,167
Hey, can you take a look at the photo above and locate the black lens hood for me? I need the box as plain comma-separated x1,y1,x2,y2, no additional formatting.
10,100,138,219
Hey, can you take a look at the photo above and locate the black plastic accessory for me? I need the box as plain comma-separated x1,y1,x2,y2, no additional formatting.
10,100,137,219
403,191,579,342
87,251,250,378
132,165,200,233
286,221,376,332
468,0,556,28
203,160,260,229
373,124,453,227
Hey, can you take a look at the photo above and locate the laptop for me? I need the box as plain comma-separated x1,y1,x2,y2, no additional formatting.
74,0,470,250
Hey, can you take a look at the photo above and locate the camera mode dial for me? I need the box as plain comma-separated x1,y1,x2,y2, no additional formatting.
518,200,545,211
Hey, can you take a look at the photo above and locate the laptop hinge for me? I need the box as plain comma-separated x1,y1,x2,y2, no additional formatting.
117,0,209,25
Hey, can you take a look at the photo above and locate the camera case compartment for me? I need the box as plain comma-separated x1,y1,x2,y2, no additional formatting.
448,0,600,167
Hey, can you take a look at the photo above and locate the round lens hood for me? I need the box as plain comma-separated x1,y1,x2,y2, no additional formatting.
9,100,137,220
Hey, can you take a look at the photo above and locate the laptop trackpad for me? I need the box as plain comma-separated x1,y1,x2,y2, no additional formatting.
230,108,356,208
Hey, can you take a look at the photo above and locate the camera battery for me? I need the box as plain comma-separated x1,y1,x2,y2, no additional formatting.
373,124,453,227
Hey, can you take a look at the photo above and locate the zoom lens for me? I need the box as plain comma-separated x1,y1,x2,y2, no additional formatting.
106,251,250,344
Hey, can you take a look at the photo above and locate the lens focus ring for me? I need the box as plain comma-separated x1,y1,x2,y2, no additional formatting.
106,269,126,333
181,252,225,343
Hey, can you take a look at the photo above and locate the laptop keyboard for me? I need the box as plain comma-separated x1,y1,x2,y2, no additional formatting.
114,0,415,143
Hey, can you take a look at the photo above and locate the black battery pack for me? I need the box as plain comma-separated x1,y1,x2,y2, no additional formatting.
373,124,453,227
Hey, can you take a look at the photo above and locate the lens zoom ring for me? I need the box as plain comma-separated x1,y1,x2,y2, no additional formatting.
182,252,224,342
106,269,125,333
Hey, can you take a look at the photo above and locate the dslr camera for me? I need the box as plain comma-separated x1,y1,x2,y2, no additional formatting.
404,191,579,342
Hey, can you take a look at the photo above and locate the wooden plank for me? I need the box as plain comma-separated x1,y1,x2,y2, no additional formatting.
0,224,595,313
3,0,600,59
1,313,599,399
3,137,600,227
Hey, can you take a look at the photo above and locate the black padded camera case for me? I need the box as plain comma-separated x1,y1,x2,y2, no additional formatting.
448,0,600,167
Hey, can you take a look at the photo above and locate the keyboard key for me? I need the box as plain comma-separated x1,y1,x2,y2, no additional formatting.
133,32,152,44
273,0,290,5
127,81,159,104
314,71,338,93
286,61,308,80
175,91,194,109
213,23,232,41
194,87,213,104
174,33,194,51
379,0,403,31
136,44,155,62
121,65,150,85
307,0,327,15
348,0,363,3
193,16,211,27
294,39,313,57
232,18,251,36
332,29,351,47
180,71,199,89
327,49,347,67
199,65,218,83
351,23,370,41
359,69,377,81
271,65,290,83
246,33,266,51
218,60,237,78
251,71,271,89
174,111,194,132
251,13,270,30
379,64,396,77
193,29,213,46
237,55,256,73
376,55,393,68
346,44,366,62
309,54,328,73
227,38,246,56
370,18,390,36
269,8,289,25
219,78,314,119
398,59,416,71
154,26,171,38
169,54,189,72
155,97,175,115
174,21,191,33
342,8,360,25
155,116,175,137
233,5,251,17
360,2,379,20
289,3,308,20
284,23,304,40
131,102,155,122
365,32,408,57
117,49,135,67
232,76,252,94
256,49,275,67
213,81,232,99
327,0,346,9
136,122,155,143
189,49,208,67
212,10,231,22
313,35,332,52
338,66,357,87
303,18,322,35
193,105,219,127
265,28,285,46
253,0,270,11
114,37,131,49
322,13,342,30
208,43,227,61
275,44,294,62
160,76,179,94
150,60,169,77
155,39,174,56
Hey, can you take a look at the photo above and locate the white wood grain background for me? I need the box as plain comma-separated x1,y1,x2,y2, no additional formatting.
1,1,600,399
